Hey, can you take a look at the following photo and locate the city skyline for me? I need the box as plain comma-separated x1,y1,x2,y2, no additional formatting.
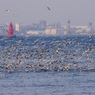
0,0,95,25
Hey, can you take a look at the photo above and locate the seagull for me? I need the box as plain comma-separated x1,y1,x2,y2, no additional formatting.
6,10,10,12
13,13,18,17
46,6,50,10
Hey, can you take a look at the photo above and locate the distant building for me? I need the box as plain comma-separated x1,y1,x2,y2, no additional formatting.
56,22,61,28
15,23,20,31
52,22,61,28
64,19,71,35
27,31,39,35
45,28,64,35
45,29,51,34
39,20,46,28
32,23,39,28
88,22,93,27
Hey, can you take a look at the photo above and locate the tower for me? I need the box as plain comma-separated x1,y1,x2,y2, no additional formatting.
66,19,71,35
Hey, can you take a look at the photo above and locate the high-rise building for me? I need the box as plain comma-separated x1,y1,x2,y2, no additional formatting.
39,20,46,28
89,22,93,27
56,22,61,28
52,22,61,28
15,23,19,31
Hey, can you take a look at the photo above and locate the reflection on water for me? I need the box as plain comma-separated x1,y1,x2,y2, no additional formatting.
0,35,95,95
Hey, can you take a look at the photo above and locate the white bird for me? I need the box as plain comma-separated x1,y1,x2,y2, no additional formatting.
13,13,18,17
46,6,50,10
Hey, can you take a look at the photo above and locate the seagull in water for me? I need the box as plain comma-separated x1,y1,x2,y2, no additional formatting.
46,6,50,10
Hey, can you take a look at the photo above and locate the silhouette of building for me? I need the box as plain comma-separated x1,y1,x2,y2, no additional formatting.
39,20,46,28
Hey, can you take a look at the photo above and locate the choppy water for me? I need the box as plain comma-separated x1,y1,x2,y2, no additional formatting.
0,35,95,95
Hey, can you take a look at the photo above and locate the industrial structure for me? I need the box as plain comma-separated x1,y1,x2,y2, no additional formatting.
64,19,71,35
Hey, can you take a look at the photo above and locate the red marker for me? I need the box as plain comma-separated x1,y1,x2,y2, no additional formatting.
7,22,16,37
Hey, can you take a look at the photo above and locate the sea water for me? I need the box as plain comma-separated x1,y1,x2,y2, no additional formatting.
0,35,95,95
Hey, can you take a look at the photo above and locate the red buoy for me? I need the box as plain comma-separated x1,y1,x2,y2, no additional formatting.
8,22,14,36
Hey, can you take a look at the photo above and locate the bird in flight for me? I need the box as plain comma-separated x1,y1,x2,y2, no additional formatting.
6,10,10,12
46,6,50,10
13,13,19,17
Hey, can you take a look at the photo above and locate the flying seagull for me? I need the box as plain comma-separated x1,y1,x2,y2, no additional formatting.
46,6,50,10
6,10,9,12
13,13,18,17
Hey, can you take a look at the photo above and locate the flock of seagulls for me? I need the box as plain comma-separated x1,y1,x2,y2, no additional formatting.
5,5,50,18
6,9,18,17
1,5,94,75
0,36,95,75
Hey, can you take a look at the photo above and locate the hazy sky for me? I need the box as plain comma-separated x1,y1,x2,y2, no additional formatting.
0,0,95,25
